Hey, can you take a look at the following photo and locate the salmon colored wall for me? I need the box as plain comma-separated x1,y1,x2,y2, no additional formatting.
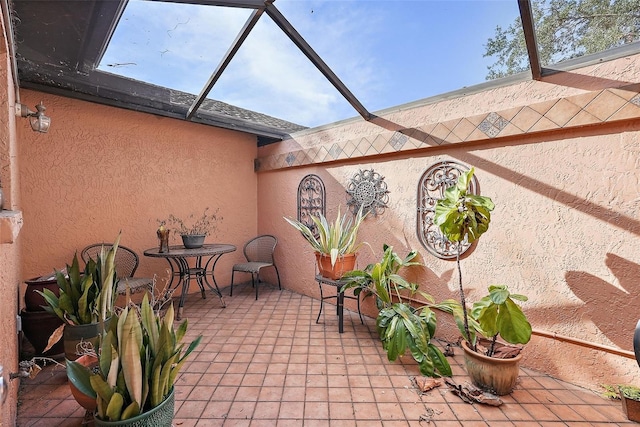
258,55,640,391
0,8,21,427
17,90,259,300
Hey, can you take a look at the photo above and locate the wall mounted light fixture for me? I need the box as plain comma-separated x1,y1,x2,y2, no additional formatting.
16,101,51,133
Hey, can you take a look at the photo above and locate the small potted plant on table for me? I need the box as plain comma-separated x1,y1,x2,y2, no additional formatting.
164,207,221,249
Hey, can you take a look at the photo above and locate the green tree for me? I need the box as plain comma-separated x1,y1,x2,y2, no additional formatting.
484,0,640,79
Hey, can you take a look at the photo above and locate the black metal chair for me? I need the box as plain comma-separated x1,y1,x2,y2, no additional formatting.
230,235,281,300
80,243,153,294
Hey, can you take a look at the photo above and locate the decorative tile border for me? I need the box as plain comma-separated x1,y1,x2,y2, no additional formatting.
254,84,640,172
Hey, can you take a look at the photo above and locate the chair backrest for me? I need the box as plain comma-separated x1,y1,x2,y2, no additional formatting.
80,243,139,278
243,235,277,264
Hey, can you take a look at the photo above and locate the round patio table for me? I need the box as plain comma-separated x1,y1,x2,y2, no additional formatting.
144,244,236,320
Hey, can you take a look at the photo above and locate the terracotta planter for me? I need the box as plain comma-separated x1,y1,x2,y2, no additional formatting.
181,234,205,249
461,339,522,396
94,388,175,427
315,252,357,280
20,309,64,356
622,394,640,422
69,354,98,411
63,318,111,361
24,275,59,311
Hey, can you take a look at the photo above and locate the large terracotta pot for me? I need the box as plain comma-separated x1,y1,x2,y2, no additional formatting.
622,393,640,422
461,339,522,396
68,354,98,411
315,252,357,280
20,309,64,356
63,318,111,361
24,275,59,311
93,388,175,427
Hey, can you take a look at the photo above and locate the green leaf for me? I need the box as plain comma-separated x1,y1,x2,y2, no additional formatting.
428,343,452,377
121,308,143,408
120,401,140,420
433,168,494,244
105,392,124,421
66,360,97,399
496,299,532,344
140,294,158,355
90,374,114,404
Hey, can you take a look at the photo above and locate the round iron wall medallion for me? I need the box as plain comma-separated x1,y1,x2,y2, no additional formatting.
346,169,389,217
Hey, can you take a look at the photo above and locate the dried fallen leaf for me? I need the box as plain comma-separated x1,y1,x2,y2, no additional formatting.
444,377,503,406
28,364,41,380
412,376,443,393
492,345,522,359
42,324,64,353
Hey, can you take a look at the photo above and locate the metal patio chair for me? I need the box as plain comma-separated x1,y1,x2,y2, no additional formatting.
80,243,153,295
229,235,281,300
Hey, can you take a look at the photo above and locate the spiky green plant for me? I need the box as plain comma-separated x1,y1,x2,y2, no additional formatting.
284,205,367,267
66,293,202,421
38,234,120,325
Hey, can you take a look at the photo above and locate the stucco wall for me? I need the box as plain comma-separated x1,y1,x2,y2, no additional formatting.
16,90,259,301
0,7,21,427
258,55,640,391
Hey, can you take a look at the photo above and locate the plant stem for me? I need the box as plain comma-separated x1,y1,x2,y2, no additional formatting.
457,244,472,351
488,333,498,357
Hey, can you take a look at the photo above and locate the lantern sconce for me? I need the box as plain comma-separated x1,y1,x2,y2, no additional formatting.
15,101,51,133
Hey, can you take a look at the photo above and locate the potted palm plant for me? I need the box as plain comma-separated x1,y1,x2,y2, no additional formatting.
66,293,202,425
284,205,367,279
433,167,532,395
343,244,452,378
38,234,121,360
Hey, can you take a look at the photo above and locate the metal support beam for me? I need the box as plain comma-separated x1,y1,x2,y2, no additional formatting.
265,3,372,121
518,0,542,80
155,0,267,9
187,7,265,119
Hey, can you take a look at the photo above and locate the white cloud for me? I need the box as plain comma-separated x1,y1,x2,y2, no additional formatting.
99,1,521,127
100,0,385,126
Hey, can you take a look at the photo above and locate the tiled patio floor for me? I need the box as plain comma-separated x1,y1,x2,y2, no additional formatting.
16,283,635,426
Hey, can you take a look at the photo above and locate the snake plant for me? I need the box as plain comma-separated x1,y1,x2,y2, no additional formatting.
67,293,202,421
38,234,120,325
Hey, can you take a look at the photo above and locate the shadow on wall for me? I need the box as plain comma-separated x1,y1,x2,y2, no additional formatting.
566,253,640,350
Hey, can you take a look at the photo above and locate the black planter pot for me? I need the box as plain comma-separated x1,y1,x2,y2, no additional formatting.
181,234,205,249
20,309,64,356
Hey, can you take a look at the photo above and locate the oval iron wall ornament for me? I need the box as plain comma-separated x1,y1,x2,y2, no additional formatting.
297,174,326,238
417,161,480,259
346,169,389,217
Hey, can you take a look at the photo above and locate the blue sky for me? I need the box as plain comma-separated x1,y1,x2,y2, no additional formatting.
99,0,521,128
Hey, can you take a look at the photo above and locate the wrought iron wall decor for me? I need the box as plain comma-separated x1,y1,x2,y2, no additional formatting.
346,169,389,217
297,174,326,237
417,161,480,259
